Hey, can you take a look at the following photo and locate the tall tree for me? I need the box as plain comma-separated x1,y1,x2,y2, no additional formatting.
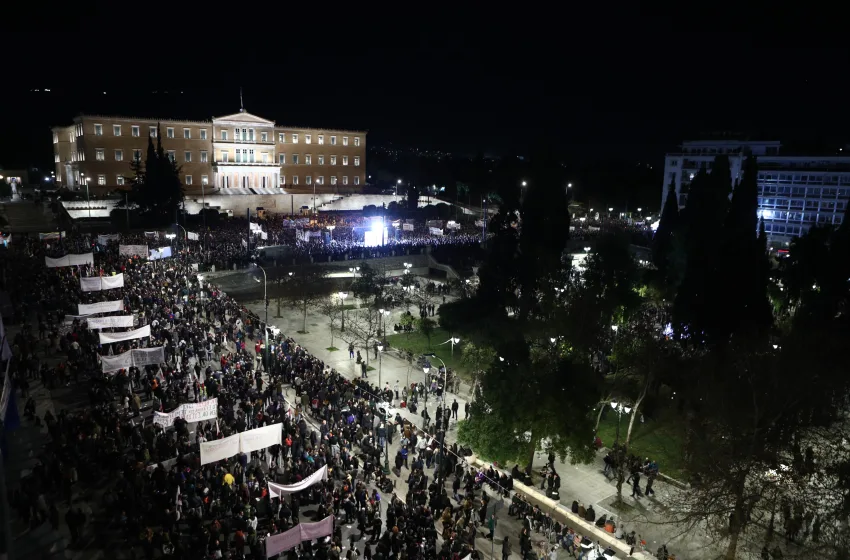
652,182,680,284
124,124,184,224
286,265,326,333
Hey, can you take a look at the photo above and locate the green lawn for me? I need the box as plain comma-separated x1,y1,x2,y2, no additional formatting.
385,327,468,378
595,408,687,481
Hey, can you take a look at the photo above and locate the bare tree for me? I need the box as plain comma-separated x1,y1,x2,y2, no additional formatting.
287,265,326,333
346,306,381,366
316,295,344,349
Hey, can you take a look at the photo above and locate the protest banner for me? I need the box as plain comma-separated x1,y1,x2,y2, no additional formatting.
81,273,125,292
45,253,94,268
199,434,240,465
119,244,148,257
99,324,151,345
78,300,124,315
239,423,281,454
87,316,134,329
265,516,334,558
267,466,327,498
153,398,218,427
97,234,120,245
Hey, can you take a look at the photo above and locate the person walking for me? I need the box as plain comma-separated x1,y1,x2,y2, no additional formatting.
501,536,512,560
451,399,459,420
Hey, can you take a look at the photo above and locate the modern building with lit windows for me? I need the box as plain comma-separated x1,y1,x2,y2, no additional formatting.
51,110,367,195
661,140,849,246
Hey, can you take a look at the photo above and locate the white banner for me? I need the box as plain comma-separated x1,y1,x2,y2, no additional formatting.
187,232,199,241
144,231,159,238
101,274,125,290
260,231,268,240
149,246,172,261
81,273,125,292
250,222,262,232
99,324,151,345
153,398,218,427
265,516,334,558
97,234,120,245
100,346,164,372
429,227,443,236
119,244,148,257
39,232,63,241
78,300,124,315
239,423,282,454
45,253,94,268
87,315,135,329
200,434,240,465
268,466,328,499
403,223,414,231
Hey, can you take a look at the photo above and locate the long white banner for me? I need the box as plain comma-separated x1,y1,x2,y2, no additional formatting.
100,346,164,372
87,316,134,329
200,434,240,465
239,423,282,454
78,300,124,315
265,516,334,558
187,232,199,241
45,253,94,268
81,273,125,292
99,324,151,345
268,466,327,499
119,244,148,257
153,398,218,427
149,247,172,261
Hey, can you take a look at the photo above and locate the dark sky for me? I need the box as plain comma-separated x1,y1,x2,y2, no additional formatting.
4,20,848,171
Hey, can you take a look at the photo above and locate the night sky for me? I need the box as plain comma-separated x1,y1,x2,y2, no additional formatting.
4,23,848,172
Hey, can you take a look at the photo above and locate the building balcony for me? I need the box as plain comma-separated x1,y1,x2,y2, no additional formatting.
212,138,275,145
214,160,278,167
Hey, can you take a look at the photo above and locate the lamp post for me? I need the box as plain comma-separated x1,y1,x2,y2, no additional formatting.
378,308,390,341
339,292,348,331
609,400,632,456
424,352,449,482
449,336,460,358
396,178,402,197
520,180,528,204
378,343,384,391
81,174,91,219
254,265,269,370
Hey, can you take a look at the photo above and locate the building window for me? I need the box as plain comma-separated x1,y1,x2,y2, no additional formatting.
305,154,312,165
113,124,122,136
342,136,348,146
97,174,106,185
317,176,324,185
54,154,60,162
94,124,103,136
354,156,360,166
200,151,208,163
262,152,268,163
185,175,193,185
185,151,192,162
95,148,105,161
292,134,299,144
150,126,157,137
292,154,299,165
306,176,312,185
279,154,286,165
354,176,360,185
221,151,229,162
167,150,176,162
221,130,228,140
133,149,142,161
330,136,337,145
354,137,360,147
318,135,324,145
201,175,208,185
331,176,338,185
183,128,191,139
305,134,312,144
261,132,268,142
115,149,123,161
292,175,299,185
131,125,140,137
249,149,255,163
342,176,349,185
281,176,286,184
342,155,349,166
279,133,285,143
330,155,337,165
117,175,125,186
318,155,325,165
200,129,207,140
167,127,175,138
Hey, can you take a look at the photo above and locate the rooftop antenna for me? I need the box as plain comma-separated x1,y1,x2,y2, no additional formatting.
240,87,245,113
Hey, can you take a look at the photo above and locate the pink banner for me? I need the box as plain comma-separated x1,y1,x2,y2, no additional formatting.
265,515,334,558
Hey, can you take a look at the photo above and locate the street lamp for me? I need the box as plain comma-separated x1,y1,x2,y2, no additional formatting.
377,343,384,389
81,173,92,219
253,264,269,370
338,292,348,331
584,247,591,253
396,178,402,196
449,336,460,358
609,401,632,458
424,352,449,483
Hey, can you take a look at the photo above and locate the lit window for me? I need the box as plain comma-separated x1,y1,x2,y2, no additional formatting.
167,127,175,138
167,150,176,162
261,132,268,142
113,125,121,136
281,176,286,184
131,125,140,137
184,128,191,139
94,124,103,136
354,176,360,185
200,129,207,140
354,156,360,166
330,155,337,165
292,154,299,165
279,154,286,165
305,135,312,144
248,149,255,163
292,175,299,185
54,154,59,162
318,155,325,165
318,135,324,145
133,149,142,160
305,154,312,165
292,134,299,144
354,137,360,147
150,126,157,137
221,130,228,140
318,176,324,185
201,175,209,185
185,151,192,162
185,175,193,185
306,176,312,185
95,148,105,161
262,152,268,163
221,151,229,163
200,151,208,163
115,149,123,161
342,136,348,146
97,174,106,185
279,133,285,143
342,155,349,166
117,175,125,186
342,176,349,185
331,176,338,185
330,136,337,145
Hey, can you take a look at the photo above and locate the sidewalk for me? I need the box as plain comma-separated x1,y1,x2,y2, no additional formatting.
245,299,722,560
